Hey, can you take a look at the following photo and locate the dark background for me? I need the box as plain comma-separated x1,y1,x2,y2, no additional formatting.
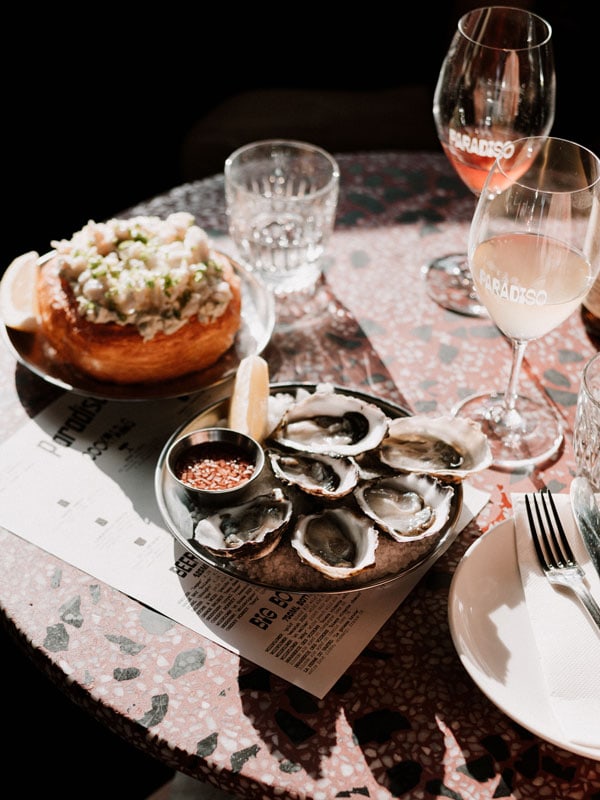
0,1,597,792
3,1,596,275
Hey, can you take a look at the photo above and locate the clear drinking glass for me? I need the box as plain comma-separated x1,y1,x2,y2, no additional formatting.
573,352,600,490
224,140,340,328
453,137,600,470
424,6,556,317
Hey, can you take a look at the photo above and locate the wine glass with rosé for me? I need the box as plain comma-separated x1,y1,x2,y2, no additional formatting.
423,5,556,317
453,136,600,469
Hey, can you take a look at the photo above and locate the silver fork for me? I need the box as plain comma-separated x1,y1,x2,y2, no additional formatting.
525,491,600,633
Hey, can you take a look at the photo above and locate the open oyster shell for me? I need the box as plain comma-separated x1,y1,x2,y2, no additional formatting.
290,507,379,580
354,472,454,542
378,415,492,479
267,449,359,499
271,384,390,457
192,488,293,560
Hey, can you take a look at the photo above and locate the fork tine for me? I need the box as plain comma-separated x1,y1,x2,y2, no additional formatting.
543,490,576,565
536,492,560,567
532,492,557,567
525,494,548,569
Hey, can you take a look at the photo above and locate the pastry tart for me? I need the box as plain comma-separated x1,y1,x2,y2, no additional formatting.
35,213,242,384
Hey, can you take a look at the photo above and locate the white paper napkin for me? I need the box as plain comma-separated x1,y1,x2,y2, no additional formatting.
512,492,600,751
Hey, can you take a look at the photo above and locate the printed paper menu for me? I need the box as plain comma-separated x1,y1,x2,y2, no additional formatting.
0,392,487,697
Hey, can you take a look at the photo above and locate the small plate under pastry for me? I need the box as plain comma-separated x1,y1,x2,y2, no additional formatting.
1,252,274,402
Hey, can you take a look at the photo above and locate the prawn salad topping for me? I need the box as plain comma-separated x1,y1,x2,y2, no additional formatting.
51,212,234,340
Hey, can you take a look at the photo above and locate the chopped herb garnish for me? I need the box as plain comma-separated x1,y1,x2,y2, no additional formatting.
52,214,231,337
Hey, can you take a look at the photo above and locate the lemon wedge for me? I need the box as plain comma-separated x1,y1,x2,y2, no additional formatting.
228,354,270,442
0,251,40,332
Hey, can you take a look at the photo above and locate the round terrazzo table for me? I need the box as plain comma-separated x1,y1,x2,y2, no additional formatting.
1,152,599,799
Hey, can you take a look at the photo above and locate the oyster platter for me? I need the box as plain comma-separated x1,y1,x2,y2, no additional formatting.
155,382,492,593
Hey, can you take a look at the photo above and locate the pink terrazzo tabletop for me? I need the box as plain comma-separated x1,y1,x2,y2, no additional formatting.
1,152,599,799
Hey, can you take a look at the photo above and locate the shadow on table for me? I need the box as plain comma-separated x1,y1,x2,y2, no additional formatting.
233,563,529,797
168,519,536,796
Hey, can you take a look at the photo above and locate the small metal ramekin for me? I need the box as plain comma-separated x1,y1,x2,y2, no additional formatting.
166,426,265,505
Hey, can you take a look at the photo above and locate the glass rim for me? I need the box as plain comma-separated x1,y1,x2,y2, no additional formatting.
458,5,553,50
493,135,600,193
224,139,340,201
225,139,340,176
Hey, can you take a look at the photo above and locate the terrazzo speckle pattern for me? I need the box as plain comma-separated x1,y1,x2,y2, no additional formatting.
1,152,599,800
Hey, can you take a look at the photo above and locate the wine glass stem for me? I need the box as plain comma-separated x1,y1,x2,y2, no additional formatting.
503,339,527,429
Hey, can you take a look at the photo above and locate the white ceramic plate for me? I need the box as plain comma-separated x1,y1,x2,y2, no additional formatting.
448,518,600,760
1,251,274,401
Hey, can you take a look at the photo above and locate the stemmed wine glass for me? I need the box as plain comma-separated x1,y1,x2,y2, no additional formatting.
453,136,600,469
424,6,556,317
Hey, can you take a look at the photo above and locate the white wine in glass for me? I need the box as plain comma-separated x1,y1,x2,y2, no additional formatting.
424,6,556,317
454,136,600,470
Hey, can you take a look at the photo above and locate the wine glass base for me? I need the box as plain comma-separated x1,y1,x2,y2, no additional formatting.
423,253,489,318
453,391,563,470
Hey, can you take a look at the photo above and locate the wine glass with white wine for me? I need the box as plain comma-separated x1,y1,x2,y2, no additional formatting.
424,5,556,316
453,136,600,469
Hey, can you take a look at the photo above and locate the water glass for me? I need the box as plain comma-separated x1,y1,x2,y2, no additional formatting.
573,352,600,490
224,140,340,296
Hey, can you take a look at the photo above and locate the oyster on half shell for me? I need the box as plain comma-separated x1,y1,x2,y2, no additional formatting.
192,488,293,560
354,472,454,542
268,449,359,499
271,385,390,457
378,415,492,479
291,507,379,580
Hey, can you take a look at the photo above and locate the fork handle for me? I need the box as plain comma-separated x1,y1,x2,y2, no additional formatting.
569,584,600,633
